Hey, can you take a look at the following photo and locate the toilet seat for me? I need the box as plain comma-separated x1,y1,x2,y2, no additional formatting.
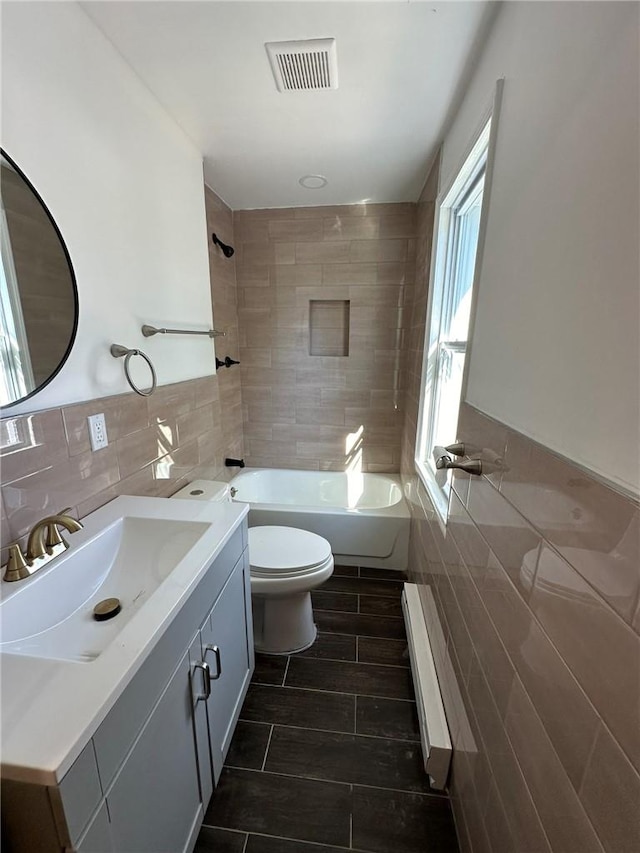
248,526,332,578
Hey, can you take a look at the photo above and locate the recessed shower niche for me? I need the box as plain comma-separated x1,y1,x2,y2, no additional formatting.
309,299,350,357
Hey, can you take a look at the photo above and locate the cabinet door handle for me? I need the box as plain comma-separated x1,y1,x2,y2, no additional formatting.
192,660,212,700
205,644,222,680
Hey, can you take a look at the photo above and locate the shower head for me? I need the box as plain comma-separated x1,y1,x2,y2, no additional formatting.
211,233,235,258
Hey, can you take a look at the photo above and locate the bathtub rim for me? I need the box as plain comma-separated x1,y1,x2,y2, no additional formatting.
229,467,410,519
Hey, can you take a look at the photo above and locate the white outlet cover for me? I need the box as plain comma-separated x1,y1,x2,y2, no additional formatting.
88,413,109,451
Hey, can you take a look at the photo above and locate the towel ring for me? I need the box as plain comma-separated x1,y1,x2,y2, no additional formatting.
110,344,157,397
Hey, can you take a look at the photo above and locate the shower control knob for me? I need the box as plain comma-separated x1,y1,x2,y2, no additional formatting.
215,356,240,370
436,455,483,476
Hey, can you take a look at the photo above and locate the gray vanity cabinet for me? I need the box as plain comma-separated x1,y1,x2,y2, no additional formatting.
200,547,254,782
102,646,204,853
2,519,253,853
75,805,112,853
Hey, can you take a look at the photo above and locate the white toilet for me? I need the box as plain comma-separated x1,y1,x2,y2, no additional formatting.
172,480,334,654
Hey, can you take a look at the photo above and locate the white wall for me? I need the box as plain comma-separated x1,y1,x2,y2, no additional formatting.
2,2,214,413
441,1,639,496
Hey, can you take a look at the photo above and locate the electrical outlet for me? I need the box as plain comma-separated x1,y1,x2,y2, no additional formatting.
87,413,108,451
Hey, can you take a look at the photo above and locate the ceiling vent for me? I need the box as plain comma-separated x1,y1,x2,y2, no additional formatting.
265,38,338,92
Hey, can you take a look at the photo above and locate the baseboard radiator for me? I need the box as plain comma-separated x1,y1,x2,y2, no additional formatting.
402,582,452,791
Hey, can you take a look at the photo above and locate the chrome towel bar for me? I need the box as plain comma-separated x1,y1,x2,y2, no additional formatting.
141,324,225,339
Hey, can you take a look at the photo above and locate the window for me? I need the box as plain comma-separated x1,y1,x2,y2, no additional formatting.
416,104,497,523
0,204,33,405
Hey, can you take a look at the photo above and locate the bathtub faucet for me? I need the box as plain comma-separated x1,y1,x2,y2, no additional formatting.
225,457,245,468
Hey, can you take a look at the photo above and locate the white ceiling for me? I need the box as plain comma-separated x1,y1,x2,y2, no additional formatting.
82,1,493,209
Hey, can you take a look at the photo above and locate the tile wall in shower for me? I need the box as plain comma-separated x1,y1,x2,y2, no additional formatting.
234,204,416,473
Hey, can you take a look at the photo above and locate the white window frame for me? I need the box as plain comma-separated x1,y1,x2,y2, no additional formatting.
415,80,503,526
0,205,34,405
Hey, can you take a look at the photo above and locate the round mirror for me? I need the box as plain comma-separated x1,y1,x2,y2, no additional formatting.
0,150,78,407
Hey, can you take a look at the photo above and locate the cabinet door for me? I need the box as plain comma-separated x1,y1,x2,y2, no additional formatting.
200,555,252,781
188,632,213,807
75,804,112,853
106,647,204,853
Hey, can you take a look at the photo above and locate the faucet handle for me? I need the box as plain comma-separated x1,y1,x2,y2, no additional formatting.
436,455,483,475
44,509,82,552
4,544,31,582
45,523,66,552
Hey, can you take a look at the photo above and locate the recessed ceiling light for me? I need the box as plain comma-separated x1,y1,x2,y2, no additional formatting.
299,174,328,189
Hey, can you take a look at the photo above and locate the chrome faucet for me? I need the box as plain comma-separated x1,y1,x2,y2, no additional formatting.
3,510,84,582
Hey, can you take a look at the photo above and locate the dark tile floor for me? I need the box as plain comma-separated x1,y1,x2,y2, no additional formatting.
195,566,459,853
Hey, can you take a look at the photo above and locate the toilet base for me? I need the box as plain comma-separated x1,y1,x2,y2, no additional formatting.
252,590,317,655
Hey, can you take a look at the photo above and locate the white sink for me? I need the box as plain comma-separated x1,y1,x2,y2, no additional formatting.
0,514,210,663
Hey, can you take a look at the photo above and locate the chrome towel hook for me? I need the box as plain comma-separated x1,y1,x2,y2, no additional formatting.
110,344,157,397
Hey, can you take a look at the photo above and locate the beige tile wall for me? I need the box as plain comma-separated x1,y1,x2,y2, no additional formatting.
0,186,243,560
401,159,640,852
234,203,416,472
205,186,244,463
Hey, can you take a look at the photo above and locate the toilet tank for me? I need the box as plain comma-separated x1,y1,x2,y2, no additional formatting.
171,480,232,503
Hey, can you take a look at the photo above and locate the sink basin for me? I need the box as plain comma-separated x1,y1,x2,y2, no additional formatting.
0,515,210,663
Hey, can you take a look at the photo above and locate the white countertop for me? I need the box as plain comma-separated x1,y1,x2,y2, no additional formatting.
0,495,248,786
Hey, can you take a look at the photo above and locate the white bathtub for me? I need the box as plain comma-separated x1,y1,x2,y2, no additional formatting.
230,468,410,571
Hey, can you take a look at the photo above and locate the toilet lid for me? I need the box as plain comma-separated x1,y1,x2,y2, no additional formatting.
249,526,332,574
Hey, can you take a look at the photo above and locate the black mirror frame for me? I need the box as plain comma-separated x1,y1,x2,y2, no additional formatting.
0,148,79,409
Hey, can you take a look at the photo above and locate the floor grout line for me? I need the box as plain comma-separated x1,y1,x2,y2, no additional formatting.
311,630,408,642
238,719,419,743
220,765,445,799
246,684,416,702
255,656,410,673
321,591,404,602
294,654,410,669
204,827,373,853
197,604,456,853
236,719,420,744
260,724,275,772
250,682,413,701
281,654,292,686
349,785,354,850
316,610,406,624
